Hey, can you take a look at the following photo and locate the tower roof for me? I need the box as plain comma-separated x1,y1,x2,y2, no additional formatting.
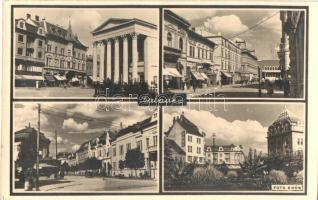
275,108,301,123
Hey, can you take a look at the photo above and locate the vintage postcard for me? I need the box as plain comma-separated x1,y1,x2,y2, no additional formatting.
1,1,316,200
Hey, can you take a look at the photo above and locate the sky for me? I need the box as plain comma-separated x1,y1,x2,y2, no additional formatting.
14,8,159,55
163,103,305,154
169,8,283,60
13,103,157,157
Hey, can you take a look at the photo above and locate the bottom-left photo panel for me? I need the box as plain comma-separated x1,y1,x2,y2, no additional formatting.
12,102,159,193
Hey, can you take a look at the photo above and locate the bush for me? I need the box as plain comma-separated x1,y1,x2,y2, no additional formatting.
267,170,288,184
227,171,238,179
191,166,224,185
295,170,304,184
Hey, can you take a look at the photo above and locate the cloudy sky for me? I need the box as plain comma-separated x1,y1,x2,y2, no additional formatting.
13,103,156,157
14,8,159,54
163,103,305,154
169,8,282,60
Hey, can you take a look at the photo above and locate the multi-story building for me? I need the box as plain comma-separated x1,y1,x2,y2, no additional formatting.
91,18,158,88
258,60,281,81
86,55,94,86
163,10,216,90
165,112,206,164
237,42,259,82
75,141,90,165
278,11,305,98
205,134,244,169
43,19,88,86
202,33,241,85
111,112,158,179
14,14,46,87
267,108,304,157
14,14,88,87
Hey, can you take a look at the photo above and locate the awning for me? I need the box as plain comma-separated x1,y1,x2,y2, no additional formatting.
163,67,182,78
15,74,44,81
191,71,205,81
221,71,233,78
54,75,67,81
200,72,209,80
71,77,79,82
44,75,55,82
88,76,99,82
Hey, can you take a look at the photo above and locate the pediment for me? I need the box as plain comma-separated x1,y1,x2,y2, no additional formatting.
92,18,132,33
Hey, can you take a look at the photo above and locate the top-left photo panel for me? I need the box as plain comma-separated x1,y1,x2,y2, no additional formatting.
13,7,159,99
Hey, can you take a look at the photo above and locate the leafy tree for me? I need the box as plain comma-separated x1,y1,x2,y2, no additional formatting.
240,148,265,177
119,160,125,170
61,162,70,173
16,142,36,173
125,148,145,177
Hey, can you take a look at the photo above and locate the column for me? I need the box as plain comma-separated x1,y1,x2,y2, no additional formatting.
144,36,149,83
132,33,138,82
106,40,112,81
114,38,120,83
93,42,98,81
99,42,105,82
122,35,129,83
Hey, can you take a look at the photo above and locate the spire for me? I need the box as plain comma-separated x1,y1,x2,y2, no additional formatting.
67,17,73,39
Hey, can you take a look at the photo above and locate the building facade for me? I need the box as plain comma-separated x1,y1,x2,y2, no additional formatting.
165,113,206,164
258,60,281,81
203,34,241,85
267,109,304,157
91,18,158,88
14,14,88,87
205,134,244,169
278,11,305,98
163,10,216,90
15,14,46,87
239,49,259,82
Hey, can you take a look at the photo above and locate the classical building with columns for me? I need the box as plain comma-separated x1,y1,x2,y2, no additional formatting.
91,18,159,88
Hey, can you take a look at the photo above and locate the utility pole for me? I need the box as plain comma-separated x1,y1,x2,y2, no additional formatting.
36,103,41,191
55,129,58,165
258,66,262,97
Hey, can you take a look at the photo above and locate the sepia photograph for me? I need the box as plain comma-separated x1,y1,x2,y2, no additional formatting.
13,8,159,98
163,103,305,192
162,8,306,99
12,102,159,192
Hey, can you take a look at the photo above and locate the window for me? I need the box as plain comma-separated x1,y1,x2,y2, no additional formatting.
38,40,43,47
167,32,172,47
179,38,183,50
153,135,157,146
119,145,124,155
112,147,116,156
197,48,200,58
188,145,192,153
137,140,142,151
187,156,192,162
126,143,131,151
197,138,201,144
38,52,42,59
47,44,52,52
17,48,23,55
181,132,185,147
60,60,64,68
55,47,58,54
18,34,24,42
146,138,150,149
188,135,192,142
68,49,71,56
113,162,117,170
197,147,201,154
61,48,64,55
19,21,24,28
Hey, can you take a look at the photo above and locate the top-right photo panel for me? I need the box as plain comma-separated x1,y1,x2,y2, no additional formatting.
162,8,306,99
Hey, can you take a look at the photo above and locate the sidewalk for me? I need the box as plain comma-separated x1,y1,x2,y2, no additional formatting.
168,84,284,98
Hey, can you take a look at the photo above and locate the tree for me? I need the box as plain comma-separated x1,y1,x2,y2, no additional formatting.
16,142,37,175
119,160,125,170
240,148,266,177
125,148,145,177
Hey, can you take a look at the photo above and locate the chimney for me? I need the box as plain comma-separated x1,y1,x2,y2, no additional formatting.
212,133,216,146
120,122,123,129
191,27,195,32
26,14,31,19
29,122,31,128
35,15,40,21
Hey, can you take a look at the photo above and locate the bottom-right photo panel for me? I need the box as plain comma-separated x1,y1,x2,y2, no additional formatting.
163,103,306,193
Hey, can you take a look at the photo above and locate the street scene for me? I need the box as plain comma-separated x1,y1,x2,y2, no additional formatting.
163,9,305,98
163,103,305,192
13,103,159,192
14,8,159,98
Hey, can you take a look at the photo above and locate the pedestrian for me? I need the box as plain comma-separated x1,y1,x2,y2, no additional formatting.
193,80,197,93
267,82,274,97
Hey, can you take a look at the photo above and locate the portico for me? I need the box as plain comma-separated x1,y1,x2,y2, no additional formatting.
91,18,158,86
